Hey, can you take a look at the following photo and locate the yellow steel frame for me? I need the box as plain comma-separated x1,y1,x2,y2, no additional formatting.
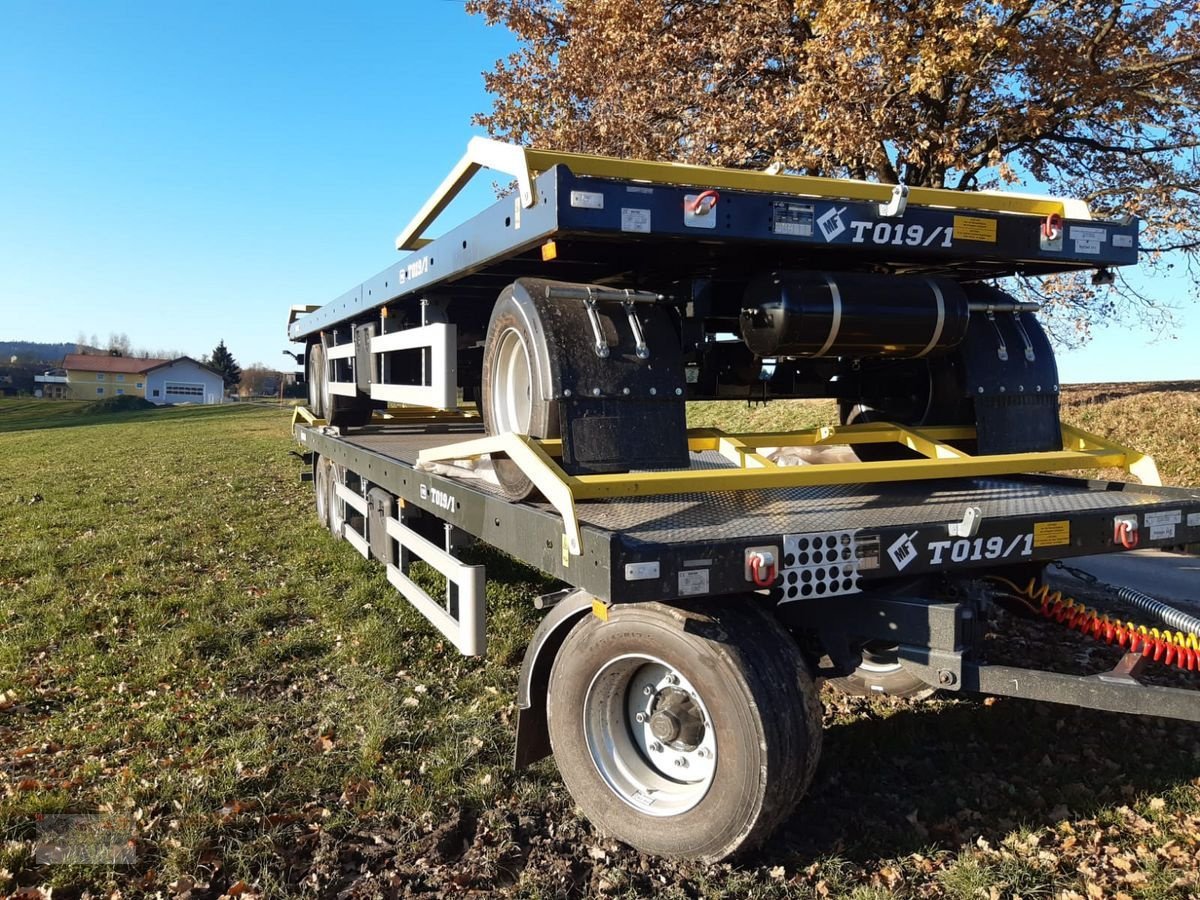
396,137,1092,251
414,422,1160,557
291,405,479,436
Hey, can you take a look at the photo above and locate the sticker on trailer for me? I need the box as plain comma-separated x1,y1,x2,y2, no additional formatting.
620,208,651,233
1069,225,1107,255
1189,513,1200,527
927,533,1033,566
1149,523,1176,541
678,569,709,596
952,215,997,243
888,531,919,571
771,201,814,237
856,535,881,571
1144,510,1181,527
1033,520,1070,548
1112,234,1133,248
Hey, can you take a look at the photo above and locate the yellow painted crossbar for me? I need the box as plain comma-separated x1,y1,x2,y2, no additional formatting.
396,138,1089,250
414,421,1159,555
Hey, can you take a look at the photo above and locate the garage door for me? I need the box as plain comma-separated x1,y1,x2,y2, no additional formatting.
164,382,205,399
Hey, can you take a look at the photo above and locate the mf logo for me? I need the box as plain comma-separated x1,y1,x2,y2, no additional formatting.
887,531,919,571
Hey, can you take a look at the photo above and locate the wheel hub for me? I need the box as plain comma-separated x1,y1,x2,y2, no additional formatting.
649,688,704,748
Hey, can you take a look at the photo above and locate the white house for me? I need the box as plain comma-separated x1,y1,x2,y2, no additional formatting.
142,357,226,405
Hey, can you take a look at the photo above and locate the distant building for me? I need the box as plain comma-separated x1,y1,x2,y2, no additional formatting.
55,353,226,404
33,367,68,399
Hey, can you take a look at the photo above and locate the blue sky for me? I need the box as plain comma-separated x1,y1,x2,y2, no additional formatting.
1,0,1195,382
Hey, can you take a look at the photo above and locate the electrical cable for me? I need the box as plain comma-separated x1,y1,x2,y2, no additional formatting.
987,574,1200,672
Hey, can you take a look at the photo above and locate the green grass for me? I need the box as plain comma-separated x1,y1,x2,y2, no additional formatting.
1,394,1199,897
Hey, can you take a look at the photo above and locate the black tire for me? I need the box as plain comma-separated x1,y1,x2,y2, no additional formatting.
825,641,936,700
309,336,377,430
307,342,326,419
546,599,823,861
481,285,559,499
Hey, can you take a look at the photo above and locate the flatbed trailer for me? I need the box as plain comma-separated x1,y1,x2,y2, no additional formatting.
288,140,1200,861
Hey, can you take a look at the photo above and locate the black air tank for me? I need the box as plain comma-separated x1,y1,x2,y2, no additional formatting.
740,271,970,358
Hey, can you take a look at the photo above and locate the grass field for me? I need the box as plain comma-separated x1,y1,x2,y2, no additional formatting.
1,390,1199,898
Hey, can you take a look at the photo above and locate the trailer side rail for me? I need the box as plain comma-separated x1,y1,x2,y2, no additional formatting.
395,137,1092,251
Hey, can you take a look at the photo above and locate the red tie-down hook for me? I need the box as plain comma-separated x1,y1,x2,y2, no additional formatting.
748,550,777,587
1114,517,1139,549
685,190,720,216
1042,212,1063,242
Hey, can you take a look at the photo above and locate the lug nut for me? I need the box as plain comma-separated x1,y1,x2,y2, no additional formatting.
650,741,663,753
673,757,688,768
635,712,647,723
643,685,654,696
697,747,711,759
665,673,680,686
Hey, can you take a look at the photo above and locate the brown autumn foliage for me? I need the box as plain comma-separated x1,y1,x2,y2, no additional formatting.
468,0,1200,339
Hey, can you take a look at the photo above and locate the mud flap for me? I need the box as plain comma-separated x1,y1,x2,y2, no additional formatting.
961,286,1062,455
509,278,689,474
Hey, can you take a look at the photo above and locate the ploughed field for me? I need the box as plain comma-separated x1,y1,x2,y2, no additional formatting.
0,385,1198,898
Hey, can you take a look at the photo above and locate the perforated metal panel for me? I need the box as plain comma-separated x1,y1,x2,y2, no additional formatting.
779,530,861,601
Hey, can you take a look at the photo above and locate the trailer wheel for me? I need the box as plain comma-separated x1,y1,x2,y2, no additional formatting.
825,641,935,700
307,342,326,419
309,337,375,429
314,454,331,528
546,599,822,861
481,285,559,499
321,458,346,538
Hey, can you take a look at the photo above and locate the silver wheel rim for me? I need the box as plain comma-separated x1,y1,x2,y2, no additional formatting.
327,465,345,536
490,328,533,434
584,653,717,817
315,462,328,524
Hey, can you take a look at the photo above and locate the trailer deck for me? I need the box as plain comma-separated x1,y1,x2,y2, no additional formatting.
298,419,1200,607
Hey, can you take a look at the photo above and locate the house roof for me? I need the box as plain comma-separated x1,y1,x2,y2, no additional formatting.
141,356,224,379
61,353,226,380
62,353,169,374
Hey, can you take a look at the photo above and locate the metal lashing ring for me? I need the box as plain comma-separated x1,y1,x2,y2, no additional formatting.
749,552,776,587
1115,520,1139,550
685,190,720,216
1042,212,1063,242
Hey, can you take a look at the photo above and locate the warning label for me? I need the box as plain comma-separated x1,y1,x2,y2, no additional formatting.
953,215,997,243
1033,520,1070,547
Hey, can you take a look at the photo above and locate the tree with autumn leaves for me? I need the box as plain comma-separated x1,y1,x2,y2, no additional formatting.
467,0,1199,340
